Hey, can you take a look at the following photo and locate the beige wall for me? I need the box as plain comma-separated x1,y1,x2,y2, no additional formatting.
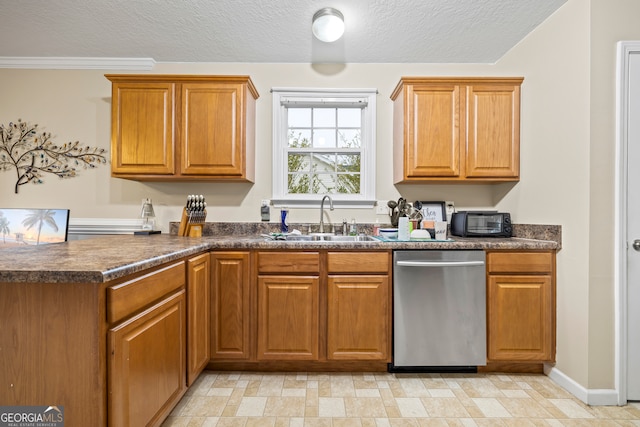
0,0,636,394
497,0,592,387
588,0,640,389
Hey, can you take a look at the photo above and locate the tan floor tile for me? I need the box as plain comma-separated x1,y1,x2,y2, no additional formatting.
209,388,235,397
473,419,508,426
389,382,408,398
214,379,242,388
472,397,512,418
273,417,290,427
395,397,429,418
236,397,268,416
420,377,450,389
282,388,307,397
216,417,248,427
344,397,388,417
380,388,398,406
361,418,377,427
355,378,380,389
548,399,596,419
264,397,307,417
419,397,471,418
386,418,420,427
182,395,230,417
384,405,402,418
398,377,431,397
245,418,277,427
201,417,220,427
459,377,504,398
502,396,556,418
591,405,640,420
319,380,332,397
306,388,319,406
331,376,356,397
162,416,200,427
332,418,364,427
302,417,332,427
222,406,239,417
189,374,218,396
356,388,382,398
427,389,456,398
415,418,450,427
229,388,248,405
318,397,346,417
452,389,474,407
162,372,639,427
305,406,318,417
285,378,308,389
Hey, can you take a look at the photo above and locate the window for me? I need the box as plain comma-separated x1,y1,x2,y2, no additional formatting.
271,88,377,207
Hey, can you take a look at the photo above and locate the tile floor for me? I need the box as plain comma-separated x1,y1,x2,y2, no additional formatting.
162,371,640,427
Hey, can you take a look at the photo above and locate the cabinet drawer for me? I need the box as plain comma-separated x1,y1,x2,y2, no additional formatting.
327,251,390,274
487,251,553,274
108,261,186,324
258,252,320,274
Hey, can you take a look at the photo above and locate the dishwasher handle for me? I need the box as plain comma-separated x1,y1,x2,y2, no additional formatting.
396,260,485,268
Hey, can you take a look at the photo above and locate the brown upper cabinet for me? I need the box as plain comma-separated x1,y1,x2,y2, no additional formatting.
105,74,259,181
391,77,523,183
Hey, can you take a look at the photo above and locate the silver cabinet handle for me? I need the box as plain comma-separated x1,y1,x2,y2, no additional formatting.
633,240,640,251
396,260,485,267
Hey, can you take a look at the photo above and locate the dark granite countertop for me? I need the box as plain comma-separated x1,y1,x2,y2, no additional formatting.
0,224,560,284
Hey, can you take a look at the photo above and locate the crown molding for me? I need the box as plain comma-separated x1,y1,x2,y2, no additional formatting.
0,57,156,70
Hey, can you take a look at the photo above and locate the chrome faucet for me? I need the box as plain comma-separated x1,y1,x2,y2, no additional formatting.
319,195,334,234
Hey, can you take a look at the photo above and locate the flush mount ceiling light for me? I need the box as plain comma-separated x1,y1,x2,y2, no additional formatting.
312,7,345,43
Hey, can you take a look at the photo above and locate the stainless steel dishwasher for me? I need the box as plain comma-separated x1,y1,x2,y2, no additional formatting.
390,250,486,372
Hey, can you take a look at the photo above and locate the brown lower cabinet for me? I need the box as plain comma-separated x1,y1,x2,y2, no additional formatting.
209,250,392,367
107,261,187,427
186,253,211,385
210,251,251,359
486,251,556,363
327,251,391,361
108,291,186,427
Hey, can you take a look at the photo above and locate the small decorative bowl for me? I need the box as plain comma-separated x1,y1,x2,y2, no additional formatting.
379,228,398,239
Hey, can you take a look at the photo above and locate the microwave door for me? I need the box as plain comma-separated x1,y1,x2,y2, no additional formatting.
469,214,502,234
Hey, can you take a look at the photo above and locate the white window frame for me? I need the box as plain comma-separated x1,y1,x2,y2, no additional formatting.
271,87,377,208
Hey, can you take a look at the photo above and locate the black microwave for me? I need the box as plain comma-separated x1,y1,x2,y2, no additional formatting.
450,211,512,238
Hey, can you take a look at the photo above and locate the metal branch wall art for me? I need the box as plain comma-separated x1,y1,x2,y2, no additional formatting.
0,119,108,193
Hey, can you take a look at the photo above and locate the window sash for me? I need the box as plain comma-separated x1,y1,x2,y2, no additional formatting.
271,88,377,208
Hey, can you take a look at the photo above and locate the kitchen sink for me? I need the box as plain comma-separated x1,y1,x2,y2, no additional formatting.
283,234,377,242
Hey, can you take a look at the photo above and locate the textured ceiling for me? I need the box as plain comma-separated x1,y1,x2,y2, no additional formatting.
0,0,567,64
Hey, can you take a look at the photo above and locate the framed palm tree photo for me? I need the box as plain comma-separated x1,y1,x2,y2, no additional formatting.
0,208,70,246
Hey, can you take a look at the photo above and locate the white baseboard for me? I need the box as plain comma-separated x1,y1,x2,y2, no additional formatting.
544,364,620,406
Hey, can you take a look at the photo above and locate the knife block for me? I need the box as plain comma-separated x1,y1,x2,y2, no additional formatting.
177,207,207,237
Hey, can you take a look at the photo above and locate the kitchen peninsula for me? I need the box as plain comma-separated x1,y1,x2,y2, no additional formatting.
0,227,559,427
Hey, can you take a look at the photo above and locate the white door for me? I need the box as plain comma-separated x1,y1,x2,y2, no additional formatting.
625,47,640,401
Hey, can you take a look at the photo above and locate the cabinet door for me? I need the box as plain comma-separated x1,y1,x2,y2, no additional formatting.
210,252,251,360
108,290,186,427
327,275,390,360
405,84,461,178
257,276,319,360
487,275,553,362
110,82,175,175
466,83,520,178
180,83,245,176
187,253,210,385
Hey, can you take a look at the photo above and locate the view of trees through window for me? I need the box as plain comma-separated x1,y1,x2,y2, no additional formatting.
286,107,362,195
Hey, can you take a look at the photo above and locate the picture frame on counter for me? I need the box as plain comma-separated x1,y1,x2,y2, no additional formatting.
419,201,446,222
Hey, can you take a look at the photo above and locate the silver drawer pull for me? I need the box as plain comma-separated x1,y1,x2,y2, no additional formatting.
396,260,485,267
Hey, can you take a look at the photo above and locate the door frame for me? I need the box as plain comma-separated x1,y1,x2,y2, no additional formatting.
615,40,640,406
